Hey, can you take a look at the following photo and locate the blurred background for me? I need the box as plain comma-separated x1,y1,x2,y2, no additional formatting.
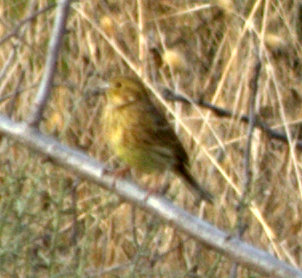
0,0,301,277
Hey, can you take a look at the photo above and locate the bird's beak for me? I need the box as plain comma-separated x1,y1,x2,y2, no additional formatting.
91,82,110,96
94,82,109,95
84,82,110,101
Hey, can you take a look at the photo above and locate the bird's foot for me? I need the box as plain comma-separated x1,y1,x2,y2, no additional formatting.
110,166,131,188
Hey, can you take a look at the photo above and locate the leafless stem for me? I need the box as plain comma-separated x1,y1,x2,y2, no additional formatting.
243,47,261,197
70,178,80,245
0,1,38,97
0,44,18,85
162,87,302,150
131,205,139,248
86,262,132,277
0,3,56,46
7,70,25,118
27,0,71,128
229,43,262,278
70,178,80,269
0,113,301,278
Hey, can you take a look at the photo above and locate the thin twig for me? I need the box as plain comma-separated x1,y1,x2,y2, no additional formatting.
149,237,191,267
162,88,302,150
137,0,145,75
7,70,25,118
0,44,18,84
70,178,80,270
0,1,38,97
27,0,71,127
242,47,261,201
86,262,132,277
131,205,139,248
229,42,262,278
0,3,56,46
70,178,80,245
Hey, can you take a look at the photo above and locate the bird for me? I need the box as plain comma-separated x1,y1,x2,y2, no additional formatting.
101,76,213,204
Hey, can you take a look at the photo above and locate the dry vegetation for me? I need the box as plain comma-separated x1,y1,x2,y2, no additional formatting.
0,0,301,277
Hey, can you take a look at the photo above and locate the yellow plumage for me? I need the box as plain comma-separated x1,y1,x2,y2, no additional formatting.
102,76,213,204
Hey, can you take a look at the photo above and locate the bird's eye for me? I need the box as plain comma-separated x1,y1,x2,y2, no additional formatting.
115,81,122,88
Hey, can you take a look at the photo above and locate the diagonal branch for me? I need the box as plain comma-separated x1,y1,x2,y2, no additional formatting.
27,0,71,128
0,3,56,46
162,88,302,150
0,113,301,278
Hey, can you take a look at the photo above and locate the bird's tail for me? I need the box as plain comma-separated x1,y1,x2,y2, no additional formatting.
176,165,214,205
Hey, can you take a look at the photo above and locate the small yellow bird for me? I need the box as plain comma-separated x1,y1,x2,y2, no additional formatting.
102,76,213,204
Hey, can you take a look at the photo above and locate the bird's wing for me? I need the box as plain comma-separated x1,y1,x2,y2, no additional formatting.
135,99,189,164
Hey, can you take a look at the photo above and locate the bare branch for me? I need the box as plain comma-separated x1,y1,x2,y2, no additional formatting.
0,3,56,46
0,44,18,84
27,0,71,127
0,113,301,278
162,88,302,150
243,47,261,195
7,70,25,118
230,43,262,278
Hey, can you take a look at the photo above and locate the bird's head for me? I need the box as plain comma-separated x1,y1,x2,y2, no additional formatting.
106,76,147,106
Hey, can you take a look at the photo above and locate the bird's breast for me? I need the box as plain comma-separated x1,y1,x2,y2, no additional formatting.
103,105,136,148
